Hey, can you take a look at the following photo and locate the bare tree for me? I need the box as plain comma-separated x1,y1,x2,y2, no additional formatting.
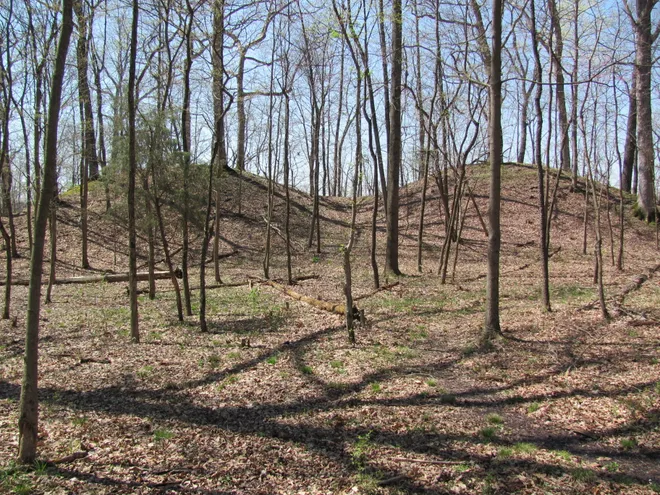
625,0,658,221
18,0,73,463
127,0,139,342
385,0,403,276
483,0,502,342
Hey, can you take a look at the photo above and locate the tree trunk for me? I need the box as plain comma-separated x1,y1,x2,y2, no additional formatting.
621,71,637,193
212,0,226,283
73,0,100,181
484,0,502,342
386,0,403,276
45,205,57,303
548,0,570,172
18,0,73,463
127,0,139,342
181,0,195,316
634,0,657,222
0,220,10,319
530,0,551,312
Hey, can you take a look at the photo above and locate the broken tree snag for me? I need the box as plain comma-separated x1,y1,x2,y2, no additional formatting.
2,269,183,286
262,280,359,318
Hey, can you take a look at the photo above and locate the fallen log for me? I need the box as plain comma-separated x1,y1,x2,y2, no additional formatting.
580,263,660,311
2,269,182,286
262,279,359,318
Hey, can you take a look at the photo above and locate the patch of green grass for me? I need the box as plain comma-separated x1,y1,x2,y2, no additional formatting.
71,416,88,427
650,481,660,493
33,461,49,476
605,461,620,473
300,365,314,375
395,346,418,359
462,344,478,357
153,428,174,442
266,354,279,365
486,413,503,425
527,402,540,413
497,447,513,458
513,442,537,454
217,374,239,391
426,378,438,387
553,284,595,303
147,331,163,341
371,345,396,362
370,382,382,393
351,432,373,471
453,463,471,473
554,450,572,461
620,437,637,450
330,360,345,373
479,427,498,441
136,365,154,379
376,295,427,314
571,467,596,483
207,354,222,369
408,325,429,341
327,382,349,392
226,351,241,360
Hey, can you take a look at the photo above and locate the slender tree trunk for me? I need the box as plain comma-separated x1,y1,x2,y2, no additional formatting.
386,0,403,276
530,0,551,312
73,0,100,181
517,85,531,164
263,36,276,279
621,72,637,193
343,58,362,345
548,0,570,172
283,91,293,284
571,0,580,190
143,175,156,299
18,0,73,463
45,205,56,304
0,220,10,319
212,0,226,283
78,99,90,269
612,74,625,270
180,0,195,316
127,0,139,342
484,0,502,342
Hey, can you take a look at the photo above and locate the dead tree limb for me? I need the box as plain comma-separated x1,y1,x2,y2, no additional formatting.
262,279,359,317
580,263,660,311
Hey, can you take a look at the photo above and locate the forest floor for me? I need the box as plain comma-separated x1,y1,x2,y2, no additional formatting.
1,164,659,494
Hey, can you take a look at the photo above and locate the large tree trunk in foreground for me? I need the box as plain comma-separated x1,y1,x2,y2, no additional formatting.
634,0,657,222
18,0,73,464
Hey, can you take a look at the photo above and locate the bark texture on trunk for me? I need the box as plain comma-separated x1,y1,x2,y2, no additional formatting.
18,0,74,463
386,0,402,276
484,0,502,342
634,0,657,222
